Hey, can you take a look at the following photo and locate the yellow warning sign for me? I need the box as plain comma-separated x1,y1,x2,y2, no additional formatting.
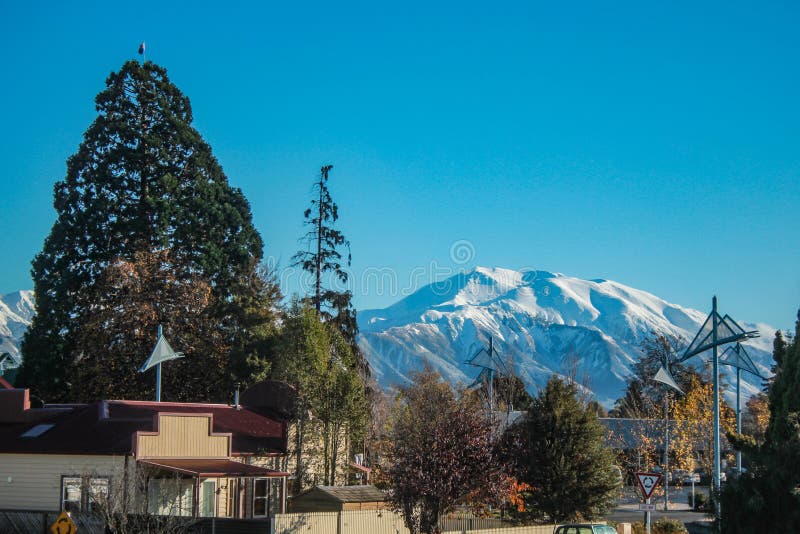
50,510,77,534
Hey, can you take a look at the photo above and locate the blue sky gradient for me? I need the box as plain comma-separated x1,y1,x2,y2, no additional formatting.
1,1,798,328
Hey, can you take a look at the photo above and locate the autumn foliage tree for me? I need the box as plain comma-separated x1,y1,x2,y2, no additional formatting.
671,371,736,476
387,368,508,534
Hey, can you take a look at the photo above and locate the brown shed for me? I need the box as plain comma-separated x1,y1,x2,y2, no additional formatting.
289,485,389,512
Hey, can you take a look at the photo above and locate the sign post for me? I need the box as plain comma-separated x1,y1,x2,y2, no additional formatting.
636,472,662,534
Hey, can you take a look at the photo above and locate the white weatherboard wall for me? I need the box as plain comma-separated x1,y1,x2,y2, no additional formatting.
0,454,124,511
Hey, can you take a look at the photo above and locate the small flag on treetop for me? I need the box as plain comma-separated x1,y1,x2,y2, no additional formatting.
138,42,146,55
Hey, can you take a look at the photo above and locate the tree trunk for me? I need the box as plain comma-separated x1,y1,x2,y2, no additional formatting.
294,414,305,495
314,169,324,313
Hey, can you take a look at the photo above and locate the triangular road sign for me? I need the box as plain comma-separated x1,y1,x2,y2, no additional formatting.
636,472,662,500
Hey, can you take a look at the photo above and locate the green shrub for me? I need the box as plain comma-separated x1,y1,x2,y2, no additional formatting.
653,518,688,533
631,519,688,534
689,491,708,511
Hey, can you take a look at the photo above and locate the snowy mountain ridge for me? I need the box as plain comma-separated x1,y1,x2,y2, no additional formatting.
0,290,35,365
358,267,775,407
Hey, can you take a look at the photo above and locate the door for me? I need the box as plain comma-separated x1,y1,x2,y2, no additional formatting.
201,480,216,517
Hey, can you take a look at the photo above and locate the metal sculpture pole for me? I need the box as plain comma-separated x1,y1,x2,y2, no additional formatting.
677,296,758,526
664,392,670,511
139,324,184,403
712,296,721,504
720,342,765,475
156,324,163,402
465,335,508,429
736,367,742,473
654,352,683,512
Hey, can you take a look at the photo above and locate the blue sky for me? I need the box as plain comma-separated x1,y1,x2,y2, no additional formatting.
0,1,798,329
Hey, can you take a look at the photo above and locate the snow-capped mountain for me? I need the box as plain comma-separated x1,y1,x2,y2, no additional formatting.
358,268,775,407
0,290,35,367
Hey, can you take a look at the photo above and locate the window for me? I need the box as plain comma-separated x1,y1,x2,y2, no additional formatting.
62,477,82,513
200,480,216,517
253,478,269,517
61,476,109,513
147,478,194,516
88,478,109,512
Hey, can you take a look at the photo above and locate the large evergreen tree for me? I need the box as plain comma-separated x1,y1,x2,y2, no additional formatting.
721,309,800,532
507,376,619,523
19,60,274,402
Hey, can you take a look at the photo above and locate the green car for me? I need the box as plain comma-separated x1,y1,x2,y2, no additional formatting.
554,525,617,534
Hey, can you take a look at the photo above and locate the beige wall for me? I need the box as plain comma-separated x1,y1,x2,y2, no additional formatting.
285,422,350,492
0,453,124,511
136,414,229,459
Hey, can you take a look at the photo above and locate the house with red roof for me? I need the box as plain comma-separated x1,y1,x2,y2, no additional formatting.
0,386,290,519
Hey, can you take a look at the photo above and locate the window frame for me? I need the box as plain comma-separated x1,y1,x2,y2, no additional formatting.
252,477,270,518
61,476,83,513
60,475,111,513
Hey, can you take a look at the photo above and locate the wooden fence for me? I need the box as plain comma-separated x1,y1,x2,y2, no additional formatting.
1,508,601,534
272,509,564,534
0,510,104,534
0,510,271,534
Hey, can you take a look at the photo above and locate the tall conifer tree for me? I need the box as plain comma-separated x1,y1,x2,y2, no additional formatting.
721,310,800,532
293,165,364,368
19,60,274,402
507,376,619,522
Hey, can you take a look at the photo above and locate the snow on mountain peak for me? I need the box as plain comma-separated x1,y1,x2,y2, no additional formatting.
1,290,35,365
358,267,773,407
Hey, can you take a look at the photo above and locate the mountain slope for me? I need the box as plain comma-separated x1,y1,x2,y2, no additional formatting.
358,268,775,407
0,290,35,366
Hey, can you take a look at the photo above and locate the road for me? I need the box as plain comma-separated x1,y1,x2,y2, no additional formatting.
608,485,714,529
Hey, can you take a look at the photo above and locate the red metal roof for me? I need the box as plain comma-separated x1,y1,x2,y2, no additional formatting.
139,458,288,478
0,399,287,456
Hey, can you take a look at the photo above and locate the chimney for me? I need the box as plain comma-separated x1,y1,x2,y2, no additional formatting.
0,388,31,423
234,382,241,410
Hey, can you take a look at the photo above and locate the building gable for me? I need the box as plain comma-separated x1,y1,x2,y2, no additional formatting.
135,413,230,459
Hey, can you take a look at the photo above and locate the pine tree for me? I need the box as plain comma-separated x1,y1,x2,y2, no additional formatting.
765,310,800,446
508,376,619,523
292,165,361,356
721,309,800,532
18,60,274,402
